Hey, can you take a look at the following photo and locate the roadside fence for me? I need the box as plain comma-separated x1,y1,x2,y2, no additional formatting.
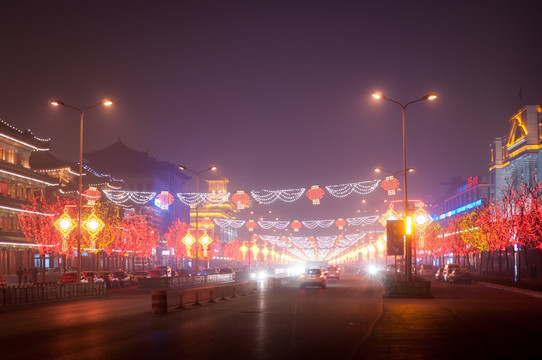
1,283,106,307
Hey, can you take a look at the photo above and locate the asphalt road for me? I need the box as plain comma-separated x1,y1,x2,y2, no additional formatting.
2,275,542,360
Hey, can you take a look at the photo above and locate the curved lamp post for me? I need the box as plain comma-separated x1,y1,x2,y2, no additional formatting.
371,92,437,281
50,99,113,283
178,165,217,274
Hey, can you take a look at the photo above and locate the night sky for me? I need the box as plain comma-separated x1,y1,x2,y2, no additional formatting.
1,1,542,223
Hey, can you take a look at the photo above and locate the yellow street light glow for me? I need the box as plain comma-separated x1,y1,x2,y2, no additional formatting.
405,216,413,235
103,99,113,106
371,92,382,99
425,94,438,101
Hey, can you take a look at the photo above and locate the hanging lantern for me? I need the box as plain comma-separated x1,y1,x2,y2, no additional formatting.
261,246,269,261
381,176,400,196
306,185,325,205
231,190,251,209
335,218,346,230
291,220,302,232
54,210,77,239
239,242,248,260
155,191,174,210
181,231,197,257
199,231,213,258
246,220,257,232
251,243,260,260
82,210,105,238
83,186,101,206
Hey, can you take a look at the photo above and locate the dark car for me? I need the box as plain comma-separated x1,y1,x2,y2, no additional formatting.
434,268,444,281
300,268,326,289
98,271,119,288
83,271,104,283
113,271,131,287
58,272,88,284
448,268,472,284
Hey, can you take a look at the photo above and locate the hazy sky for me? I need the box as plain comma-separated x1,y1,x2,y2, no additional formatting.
1,0,541,224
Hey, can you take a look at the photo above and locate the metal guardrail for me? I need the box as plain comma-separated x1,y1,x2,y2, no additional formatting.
0,283,106,307
138,274,233,289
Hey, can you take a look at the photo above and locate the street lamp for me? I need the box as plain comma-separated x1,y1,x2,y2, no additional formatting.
50,99,113,283
371,91,437,281
178,165,217,274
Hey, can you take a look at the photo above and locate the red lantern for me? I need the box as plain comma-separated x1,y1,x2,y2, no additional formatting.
335,218,346,230
381,176,400,196
231,190,251,209
306,185,325,205
155,191,174,210
246,220,257,232
291,220,302,232
83,186,101,205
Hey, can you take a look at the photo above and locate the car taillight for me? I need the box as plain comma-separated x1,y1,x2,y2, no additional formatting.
319,274,325,279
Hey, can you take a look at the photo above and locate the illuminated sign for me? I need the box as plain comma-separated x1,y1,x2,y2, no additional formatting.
434,199,482,220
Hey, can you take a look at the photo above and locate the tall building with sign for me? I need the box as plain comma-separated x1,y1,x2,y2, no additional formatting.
489,105,542,200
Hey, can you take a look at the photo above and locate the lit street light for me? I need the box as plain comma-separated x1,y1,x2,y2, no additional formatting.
178,165,217,275
50,99,113,282
371,91,437,281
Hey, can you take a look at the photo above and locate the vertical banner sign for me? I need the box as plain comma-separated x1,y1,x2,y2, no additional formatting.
386,219,404,256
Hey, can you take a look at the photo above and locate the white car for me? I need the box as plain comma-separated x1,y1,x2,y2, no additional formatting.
300,268,326,289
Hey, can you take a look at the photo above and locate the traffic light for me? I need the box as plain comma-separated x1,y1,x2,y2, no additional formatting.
386,219,404,256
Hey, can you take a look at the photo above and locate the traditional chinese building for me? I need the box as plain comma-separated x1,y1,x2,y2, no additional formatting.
0,119,57,275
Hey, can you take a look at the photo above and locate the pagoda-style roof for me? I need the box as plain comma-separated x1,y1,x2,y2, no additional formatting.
30,151,73,171
0,118,50,150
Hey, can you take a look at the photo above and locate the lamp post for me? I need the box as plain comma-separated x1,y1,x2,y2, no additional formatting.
371,92,437,281
178,165,217,275
50,99,112,283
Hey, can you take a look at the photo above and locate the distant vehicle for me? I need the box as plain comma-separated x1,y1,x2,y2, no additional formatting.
300,268,326,289
218,267,235,279
113,271,131,287
0,275,7,287
418,264,435,278
83,271,104,283
443,264,461,282
448,268,472,284
155,266,172,277
434,268,444,281
326,265,341,280
58,272,88,284
98,271,119,288
173,269,191,277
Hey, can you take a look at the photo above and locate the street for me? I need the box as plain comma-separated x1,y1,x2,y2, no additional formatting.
2,275,542,359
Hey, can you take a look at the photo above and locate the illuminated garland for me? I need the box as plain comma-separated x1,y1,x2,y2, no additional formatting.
346,215,380,226
325,180,381,198
102,190,157,204
301,219,335,229
257,220,290,230
213,219,246,228
250,188,306,204
176,192,230,207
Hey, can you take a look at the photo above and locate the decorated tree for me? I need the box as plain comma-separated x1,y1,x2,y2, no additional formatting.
18,196,77,281
164,219,190,262
86,202,123,270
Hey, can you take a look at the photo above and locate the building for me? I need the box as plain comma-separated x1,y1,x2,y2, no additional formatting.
0,119,57,275
489,105,542,200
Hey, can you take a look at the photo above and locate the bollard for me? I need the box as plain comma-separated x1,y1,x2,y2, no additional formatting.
219,286,227,301
230,286,238,298
193,291,201,306
207,289,216,303
151,290,167,313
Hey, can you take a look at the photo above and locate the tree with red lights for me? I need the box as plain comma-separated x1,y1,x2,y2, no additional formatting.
164,219,190,261
18,196,76,281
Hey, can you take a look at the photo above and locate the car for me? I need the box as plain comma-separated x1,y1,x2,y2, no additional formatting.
130,270,151,284
0,275,7,287
58,272,88,284
418,264,435,278
326,265,341,280
434,268,444,281
113,271,131,287
443,263,461,282
300,268,326,289
173,269,192,277
448,268,472,284
83,271,104,283
98,271,120,288
218,267,235,279
155,266,172,277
